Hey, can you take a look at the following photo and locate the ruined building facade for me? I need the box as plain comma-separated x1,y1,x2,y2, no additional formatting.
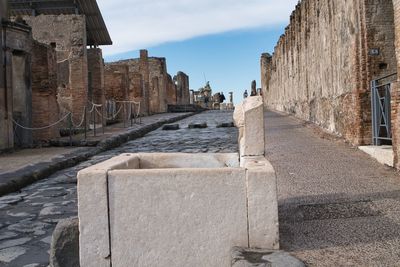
0,0,112,151
106,50,190,115
261,0,400,168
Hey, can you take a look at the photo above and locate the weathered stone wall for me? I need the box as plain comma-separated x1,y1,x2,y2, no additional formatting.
111,50,178,115
23,15,88,124
1,22,33,149
104,64,129,101
88,48,105,125
262,0,397,146
149,57,168,113
166,74,177,105
391,0,400,168
31,41,60,142
174,71,190,105
0,4,10,150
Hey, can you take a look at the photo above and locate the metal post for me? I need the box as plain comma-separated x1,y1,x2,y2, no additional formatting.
69,113,73,147
102,105,105,135
93,107,97,137
84,106,87,140
130,103,133,127
371,80,376,146
123,103,126,128
134,103,137,124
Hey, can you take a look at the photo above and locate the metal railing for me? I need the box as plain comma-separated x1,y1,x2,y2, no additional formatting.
371,73,397,146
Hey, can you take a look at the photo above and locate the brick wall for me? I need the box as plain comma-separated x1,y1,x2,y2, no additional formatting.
1,22,33,149
110,50,178,115
88,48,105,125
166,74,177,105
175,71,190,105
23,14,88,124
261,0,397,146
31,41,60,142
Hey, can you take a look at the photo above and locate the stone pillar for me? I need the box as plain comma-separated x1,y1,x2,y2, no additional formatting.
233,96,265,157
0,0,8,20
24,14,88,125
31,41,60,142
139,49,150,114
189,90,195,105
88,48,105,126
0,0,9,150
175,71,190,105
260,53,272,106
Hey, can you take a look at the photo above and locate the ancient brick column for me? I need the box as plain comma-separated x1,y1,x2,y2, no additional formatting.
0,0,11,150
175,71,190,105
24,15,89,125
139,49,150,114
88,48,105,126
260,53,272,106
31,41,60,142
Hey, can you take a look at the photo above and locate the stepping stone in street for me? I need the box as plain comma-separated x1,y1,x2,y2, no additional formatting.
216,122,235,128
162,124,180,131
188,123,208,129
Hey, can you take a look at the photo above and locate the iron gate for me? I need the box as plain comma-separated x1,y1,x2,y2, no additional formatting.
371,74,397,146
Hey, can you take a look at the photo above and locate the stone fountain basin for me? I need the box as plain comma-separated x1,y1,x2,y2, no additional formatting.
77,153,278,267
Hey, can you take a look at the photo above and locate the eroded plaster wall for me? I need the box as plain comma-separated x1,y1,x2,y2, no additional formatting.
24,14,88,124
31,41,59,142
262,0,397,145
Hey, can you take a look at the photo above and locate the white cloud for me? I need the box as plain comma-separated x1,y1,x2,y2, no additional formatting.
97,0,298,56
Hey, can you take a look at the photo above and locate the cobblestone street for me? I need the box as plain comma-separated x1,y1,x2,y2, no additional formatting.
265,111,400,266
0,111,237,267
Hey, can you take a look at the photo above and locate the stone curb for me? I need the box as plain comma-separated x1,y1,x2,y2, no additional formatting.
0,112,196,197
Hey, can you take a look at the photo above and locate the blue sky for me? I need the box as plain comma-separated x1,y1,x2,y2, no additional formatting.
104,27,284,102
98,0,297,103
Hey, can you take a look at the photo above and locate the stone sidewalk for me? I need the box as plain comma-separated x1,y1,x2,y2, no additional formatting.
0,112,195,196
265,111,400,266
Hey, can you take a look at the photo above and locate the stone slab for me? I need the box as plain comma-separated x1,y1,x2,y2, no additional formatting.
241,156,279,249
108,168,248,267
77,154,140,267
359,145,394,167
234,97,264,157
78,152,279,266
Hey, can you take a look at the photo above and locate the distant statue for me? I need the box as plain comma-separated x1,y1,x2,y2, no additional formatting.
229,92,233,103
243,90,248,99
250,80,257,96
219,92,226,103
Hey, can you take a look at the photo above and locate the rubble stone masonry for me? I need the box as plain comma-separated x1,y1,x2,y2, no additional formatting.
1,20,32,150
175,71,190,105
262,0,397,146
88,48,105,125
31,41,60,142
23,15,88,124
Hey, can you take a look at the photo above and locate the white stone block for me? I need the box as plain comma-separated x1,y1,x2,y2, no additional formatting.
78,153,279,267
234,97,265,157
241,156,279,249
77,154,140,267
108,167,248,267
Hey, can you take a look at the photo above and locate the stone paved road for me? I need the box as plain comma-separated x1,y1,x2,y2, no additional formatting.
265,111,400,267
0,111,237,267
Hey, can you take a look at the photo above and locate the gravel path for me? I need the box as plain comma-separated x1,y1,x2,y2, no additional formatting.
265,111,400,267
0,111,237,267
